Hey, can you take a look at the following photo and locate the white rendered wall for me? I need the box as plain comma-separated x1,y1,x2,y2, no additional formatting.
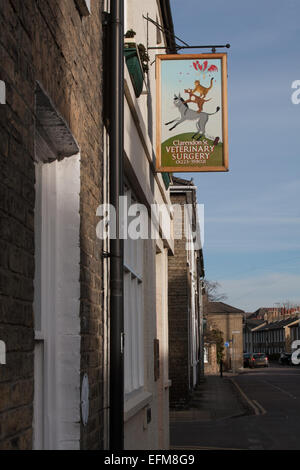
34,155,81,450
124,0,173,450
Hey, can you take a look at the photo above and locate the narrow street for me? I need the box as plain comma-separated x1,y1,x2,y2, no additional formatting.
171,364,300,450
1,0,300,453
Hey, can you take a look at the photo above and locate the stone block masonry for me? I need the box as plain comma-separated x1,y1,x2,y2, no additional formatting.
0,0,104,449
168,193,190,407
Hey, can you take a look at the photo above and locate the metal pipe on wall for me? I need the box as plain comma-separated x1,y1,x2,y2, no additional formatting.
109,0,124,450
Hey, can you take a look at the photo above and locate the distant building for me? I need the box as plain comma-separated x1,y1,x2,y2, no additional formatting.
168,177,205,408
244,319,266,353
248,307,300,323
205,302,244,371
244,316,300,355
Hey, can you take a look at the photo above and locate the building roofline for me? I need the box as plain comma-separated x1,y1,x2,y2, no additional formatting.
170,176,197,193
205,301,245,315
250,322,267,332
158,0,177,54
256,317,300,331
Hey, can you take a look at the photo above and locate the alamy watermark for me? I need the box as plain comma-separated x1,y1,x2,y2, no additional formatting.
291,340,300,365
96,198,204,250
291,80,300,105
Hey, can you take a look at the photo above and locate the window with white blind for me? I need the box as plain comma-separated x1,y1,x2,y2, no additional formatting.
124,185,144,397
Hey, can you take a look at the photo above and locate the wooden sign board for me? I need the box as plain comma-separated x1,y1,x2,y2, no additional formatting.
156,53,229,172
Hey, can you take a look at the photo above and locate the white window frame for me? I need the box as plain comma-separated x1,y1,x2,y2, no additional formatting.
104,0,110,13
204,347,208,364
124,185,144,399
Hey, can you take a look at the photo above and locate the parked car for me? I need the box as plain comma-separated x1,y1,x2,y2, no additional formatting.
278,352,292,366
243,353,251,367
249,353,269,368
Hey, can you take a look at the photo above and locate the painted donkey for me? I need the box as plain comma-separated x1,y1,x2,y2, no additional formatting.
165,94,220,140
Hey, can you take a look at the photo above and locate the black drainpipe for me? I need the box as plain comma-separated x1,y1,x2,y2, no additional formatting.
109,0,124,450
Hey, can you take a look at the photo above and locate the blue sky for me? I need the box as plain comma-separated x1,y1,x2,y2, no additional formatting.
170,0,300,311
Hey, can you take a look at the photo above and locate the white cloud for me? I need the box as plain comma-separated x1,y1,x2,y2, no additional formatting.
206,217,300,225
219,272,300,312
206,241,300,253
200,178,300,253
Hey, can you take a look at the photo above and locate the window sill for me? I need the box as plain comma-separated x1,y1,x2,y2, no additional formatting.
124,390,153,422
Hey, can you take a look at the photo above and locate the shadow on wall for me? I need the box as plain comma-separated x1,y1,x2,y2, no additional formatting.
168,269,190,407
31,0,103,450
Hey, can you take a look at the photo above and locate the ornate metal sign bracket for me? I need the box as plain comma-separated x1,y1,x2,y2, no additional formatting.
143,14,230,55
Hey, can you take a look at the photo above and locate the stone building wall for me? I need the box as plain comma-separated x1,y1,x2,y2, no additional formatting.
168,193,190,408
0,0,104,449
207,314,243,371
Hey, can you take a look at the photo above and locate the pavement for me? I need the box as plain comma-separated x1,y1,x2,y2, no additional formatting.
170,373,249,424
170,364,300,450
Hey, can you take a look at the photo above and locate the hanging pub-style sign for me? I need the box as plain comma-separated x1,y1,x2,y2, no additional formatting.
156,53,228,172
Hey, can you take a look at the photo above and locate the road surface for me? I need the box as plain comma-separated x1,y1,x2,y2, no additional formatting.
170,363,300,450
